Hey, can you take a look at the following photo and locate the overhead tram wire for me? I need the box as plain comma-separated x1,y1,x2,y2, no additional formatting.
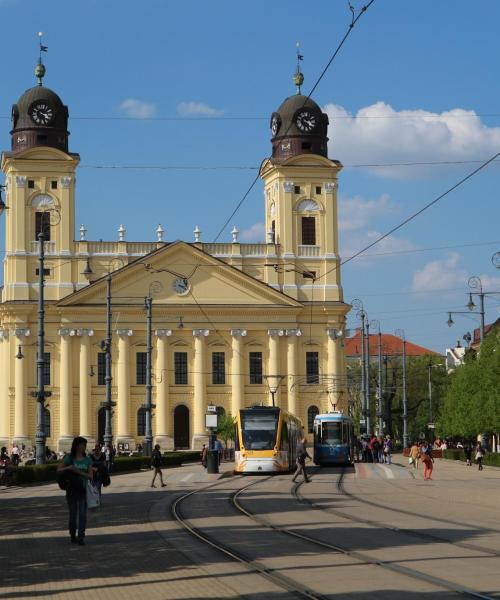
317,150,500,282
212,0,376,242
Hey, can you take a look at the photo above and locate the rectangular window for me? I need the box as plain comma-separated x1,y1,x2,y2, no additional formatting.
301,216,316,245
97,352,106,385
41,352,50,386
35,211,51,241
28,180,35,189
302,270,316,280
249,352,263,384
306,352,319,384
212,351,225,384
136,352,147,385
51,180,57,190
294,185,301,194
316,186,321,195
35,268,51,276
174,352,188,385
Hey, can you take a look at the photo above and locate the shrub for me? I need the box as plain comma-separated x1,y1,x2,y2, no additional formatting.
442,448,500,467
8,463,59,485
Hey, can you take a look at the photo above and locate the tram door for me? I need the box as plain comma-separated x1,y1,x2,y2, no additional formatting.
97,407,106,444
174,405,190,449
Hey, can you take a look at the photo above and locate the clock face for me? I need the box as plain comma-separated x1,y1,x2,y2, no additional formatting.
173,277,190,295
29,102,54,125
270,113,281,136
295,109,317,132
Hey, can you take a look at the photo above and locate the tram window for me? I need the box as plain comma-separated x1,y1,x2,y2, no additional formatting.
321,422,342,445
234,424,240,451
240,410,278,450
280,422,289,451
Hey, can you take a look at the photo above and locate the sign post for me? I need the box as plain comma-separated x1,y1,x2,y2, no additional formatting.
205,404,219,474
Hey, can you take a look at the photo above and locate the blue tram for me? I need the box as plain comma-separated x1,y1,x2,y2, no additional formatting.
313,412,353,466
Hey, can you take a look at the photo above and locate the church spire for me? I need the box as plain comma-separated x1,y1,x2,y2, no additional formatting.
35,31,48,86
293,42,304,94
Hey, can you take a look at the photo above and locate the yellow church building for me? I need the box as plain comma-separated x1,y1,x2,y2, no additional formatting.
0,61,350,451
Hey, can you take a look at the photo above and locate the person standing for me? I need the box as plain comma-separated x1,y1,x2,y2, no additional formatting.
475,441,485,471
292,433,311,483
90,444,107,497
151,444,166,488
409,441,420,469
464,440,473,466
383,435,392,464
11,443,20,466
57,436,94,545
420,442,434,480
214,437,223,465
200,444,207,468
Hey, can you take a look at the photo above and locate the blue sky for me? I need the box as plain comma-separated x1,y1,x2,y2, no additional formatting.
1,0,500,352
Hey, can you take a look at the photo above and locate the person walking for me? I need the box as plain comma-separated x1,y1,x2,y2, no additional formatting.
383,435,392,464
57,436,94,545
292,433,311,483
90,444,107,497
409,441,420,469
151,444,166,488
475,441,485,471
464,440,473,466
200,444,207,468
420,442,434,480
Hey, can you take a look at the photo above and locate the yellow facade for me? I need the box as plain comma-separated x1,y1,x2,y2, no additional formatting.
0,83,350,451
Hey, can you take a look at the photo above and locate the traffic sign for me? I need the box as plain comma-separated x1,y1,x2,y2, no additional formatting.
207,405,217,413
428,423,435,429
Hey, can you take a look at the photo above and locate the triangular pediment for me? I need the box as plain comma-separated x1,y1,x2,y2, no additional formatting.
58,241,302,309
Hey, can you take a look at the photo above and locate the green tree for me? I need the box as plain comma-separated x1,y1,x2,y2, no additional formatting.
216,413,236,449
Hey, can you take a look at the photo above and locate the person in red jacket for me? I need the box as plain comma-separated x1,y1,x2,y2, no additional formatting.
420,442,434,480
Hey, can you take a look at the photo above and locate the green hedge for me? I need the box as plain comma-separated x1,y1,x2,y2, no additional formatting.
442,448,500,467
6,451,201,486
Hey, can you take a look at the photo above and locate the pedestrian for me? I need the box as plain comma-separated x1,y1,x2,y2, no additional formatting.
354,436,361,462
361,437,369,462
370,435,379,464
475,441,485,471
377,436,385,463
292,432,311,483
11,443,20,466
409,441,420,469
151,444,166,488
214,437,223,465
0,446,10,484
464,440,473,466
200,444,207,468
57,436,94,545
420,441,434,480
383,435,392,464
90,443,107,496
104,444,114,473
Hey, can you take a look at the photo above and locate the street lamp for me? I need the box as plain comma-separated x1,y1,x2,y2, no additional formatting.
370,319,384,436
352,299,370,436
265,375,285,407
395,329,408,449
427,363,445,441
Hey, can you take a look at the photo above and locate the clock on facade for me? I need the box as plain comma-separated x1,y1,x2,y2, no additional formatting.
270,113,281,136
294,109,317,132
172,277,190,295
29,101,54,125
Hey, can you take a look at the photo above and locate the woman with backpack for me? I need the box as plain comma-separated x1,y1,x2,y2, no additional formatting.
57,436,94,545
151,444,166,488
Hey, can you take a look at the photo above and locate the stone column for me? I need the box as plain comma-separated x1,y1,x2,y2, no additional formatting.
230,329,247,416
77,329,94,441
0,330,11,447
286,329,302,416
58,328,75,451
155,329,173,450
267,329,284,406
327,328,344,411
116,329,134,448
192,329,209,449
13,328,30,446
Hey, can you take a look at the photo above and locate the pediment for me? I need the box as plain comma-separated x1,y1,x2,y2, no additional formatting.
58,241,302,309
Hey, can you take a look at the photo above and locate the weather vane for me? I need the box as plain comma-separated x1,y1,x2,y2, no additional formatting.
35,31,48,86
293,42,304,94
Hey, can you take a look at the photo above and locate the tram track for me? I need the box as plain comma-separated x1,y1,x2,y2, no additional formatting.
232,474,497,600
171,476,330,600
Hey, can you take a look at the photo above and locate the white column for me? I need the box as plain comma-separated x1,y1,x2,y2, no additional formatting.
13,328,30,445
58,328,75,451
155,329,173,450
267,329,284,407
192,329,209,448
0,330,11,446
116,329,134,447
230,329,247,416
77,329,94,439
286,329,302,416
327,328,344,411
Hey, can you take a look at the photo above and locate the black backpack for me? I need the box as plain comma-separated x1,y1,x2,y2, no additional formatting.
56,457,84,494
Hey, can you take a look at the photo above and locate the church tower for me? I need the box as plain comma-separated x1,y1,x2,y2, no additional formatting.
1,49,79,302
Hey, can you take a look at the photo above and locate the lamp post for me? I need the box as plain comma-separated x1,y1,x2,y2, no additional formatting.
371,320,383,436
365,319,371,436
101,273,115,447
395,329,408,449
352,299,368,435
142,295,155,457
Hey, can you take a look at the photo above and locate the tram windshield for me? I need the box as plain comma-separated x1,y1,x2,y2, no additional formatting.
240,409,279,450
320,422,342,445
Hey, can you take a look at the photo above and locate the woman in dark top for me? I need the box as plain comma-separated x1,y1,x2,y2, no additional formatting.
151,444,166,488
90,443,107,496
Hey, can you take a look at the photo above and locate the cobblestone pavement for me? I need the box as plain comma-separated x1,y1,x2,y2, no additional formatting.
1,459,499,600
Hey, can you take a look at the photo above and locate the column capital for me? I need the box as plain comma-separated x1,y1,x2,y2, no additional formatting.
14,328,31,338
0,329,9,340
325,182,337,193
285,328,302,337
76,328,94,337
116,329,133,338
58,328,77,337
230,329,247,338
268,328,285,337
155,329,172,338
327,328,344,341
193,329,210,338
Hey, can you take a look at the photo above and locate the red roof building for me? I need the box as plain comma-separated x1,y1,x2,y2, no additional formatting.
344,329,441,359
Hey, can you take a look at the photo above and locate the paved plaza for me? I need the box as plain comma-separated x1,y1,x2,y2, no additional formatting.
1,459,499,599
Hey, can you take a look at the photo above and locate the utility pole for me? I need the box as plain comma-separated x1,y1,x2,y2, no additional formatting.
102,273,115,447
365,320,371,436
377,325,383,435
396,330,408,449
143,296,155,457
359,312,366,434
33,231,51,464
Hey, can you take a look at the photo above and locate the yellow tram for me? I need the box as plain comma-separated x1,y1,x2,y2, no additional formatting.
234,406,302,473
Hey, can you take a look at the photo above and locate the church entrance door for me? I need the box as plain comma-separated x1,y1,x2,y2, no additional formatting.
174,405,190,449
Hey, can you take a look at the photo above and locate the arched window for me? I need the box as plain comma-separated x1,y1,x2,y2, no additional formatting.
137,407,146,436
43,408,51,438
307,406,319,434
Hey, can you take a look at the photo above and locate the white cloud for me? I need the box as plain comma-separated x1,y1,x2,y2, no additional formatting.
339,193,396,232
411,253,468,291
476,274,500,290
177,101,224,117
341,229,417,263
240,222,265,242
323,101,500,178
118,98,156,119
